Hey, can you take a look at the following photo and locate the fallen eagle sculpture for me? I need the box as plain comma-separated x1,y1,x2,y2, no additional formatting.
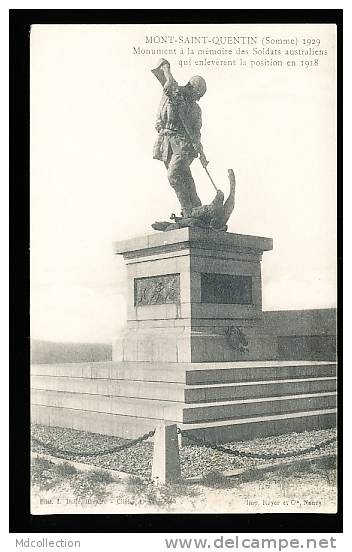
152,169,236,233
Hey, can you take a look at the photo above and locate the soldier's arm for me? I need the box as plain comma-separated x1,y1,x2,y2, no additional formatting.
155,115,163,133
192,104,202,144
190,106,209,166
161,62,179,95
151,58,179,91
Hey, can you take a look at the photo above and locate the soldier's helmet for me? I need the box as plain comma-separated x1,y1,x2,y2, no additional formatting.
188,76,207,97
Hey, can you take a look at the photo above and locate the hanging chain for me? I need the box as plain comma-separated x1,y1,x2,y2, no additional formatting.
177,428,336,460
31,429,156,458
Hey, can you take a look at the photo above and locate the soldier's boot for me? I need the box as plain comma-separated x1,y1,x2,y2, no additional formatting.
168,156,196,217
171,186,193,218
187,175,202,211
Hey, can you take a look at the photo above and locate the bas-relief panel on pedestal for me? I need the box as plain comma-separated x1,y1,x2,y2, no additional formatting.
134,274,180,306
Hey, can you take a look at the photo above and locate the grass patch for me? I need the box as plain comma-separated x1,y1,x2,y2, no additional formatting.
69,469,117,501
52,462,77,477
31,456,118,501
31,457,79,491
31,457,57,490
125,476,199,507
69,473,107,501
85,469,115,485
202,470,237,489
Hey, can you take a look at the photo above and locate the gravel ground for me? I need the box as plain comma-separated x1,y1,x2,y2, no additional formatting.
31,424,337,480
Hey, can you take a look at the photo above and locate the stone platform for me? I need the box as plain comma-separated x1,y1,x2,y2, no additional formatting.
31,359,337,443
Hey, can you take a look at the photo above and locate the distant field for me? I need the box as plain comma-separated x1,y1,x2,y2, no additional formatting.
31,340,112,364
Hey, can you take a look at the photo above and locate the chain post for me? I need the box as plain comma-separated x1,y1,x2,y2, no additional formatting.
152,423,181,485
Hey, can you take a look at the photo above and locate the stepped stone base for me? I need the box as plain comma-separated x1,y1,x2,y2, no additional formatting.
31,360,337,444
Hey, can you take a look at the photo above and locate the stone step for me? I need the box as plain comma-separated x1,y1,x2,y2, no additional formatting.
31,362,186,383
31,360,337,385
183,392,336,423
185,361,336,385
31,388,184,422
31,403,159,441
31,388,336,424
31,374,336,404
31,403,337,444
185,376,337,403
31,375,186,402
179,408,337,444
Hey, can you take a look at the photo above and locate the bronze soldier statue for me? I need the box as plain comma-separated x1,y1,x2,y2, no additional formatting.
151,58,236,232
152,58,209,217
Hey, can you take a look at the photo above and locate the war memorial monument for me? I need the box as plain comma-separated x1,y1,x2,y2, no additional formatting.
31,59,337,448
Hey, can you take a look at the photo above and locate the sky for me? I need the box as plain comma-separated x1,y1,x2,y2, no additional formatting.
30,23,337,343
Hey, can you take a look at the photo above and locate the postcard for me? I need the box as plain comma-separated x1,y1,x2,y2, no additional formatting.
29,21,337,515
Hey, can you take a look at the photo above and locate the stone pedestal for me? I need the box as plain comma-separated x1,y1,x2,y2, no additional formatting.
113,227,276,363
